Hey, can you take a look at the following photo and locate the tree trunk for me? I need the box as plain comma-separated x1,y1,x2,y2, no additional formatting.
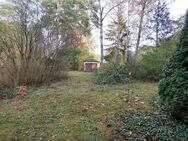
100,20,104,63
135,3,146,60
156,20,159,47
122,48,126,64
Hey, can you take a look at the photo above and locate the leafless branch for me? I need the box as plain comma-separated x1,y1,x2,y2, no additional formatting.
102,0,127,21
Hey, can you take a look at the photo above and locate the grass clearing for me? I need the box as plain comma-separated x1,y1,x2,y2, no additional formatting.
0,71,158,141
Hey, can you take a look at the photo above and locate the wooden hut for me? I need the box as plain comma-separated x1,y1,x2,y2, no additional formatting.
84,61,100,72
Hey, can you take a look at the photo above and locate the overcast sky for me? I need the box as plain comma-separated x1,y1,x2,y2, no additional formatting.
169,0,188,19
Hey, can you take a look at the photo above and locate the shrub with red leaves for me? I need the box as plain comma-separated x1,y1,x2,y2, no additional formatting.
16,86,27,96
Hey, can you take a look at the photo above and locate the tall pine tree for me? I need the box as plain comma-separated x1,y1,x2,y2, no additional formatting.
148,1,173,46
105,4,129,63
158,9,188,123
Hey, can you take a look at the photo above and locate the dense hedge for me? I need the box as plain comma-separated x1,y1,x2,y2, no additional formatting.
59,48,81,70
158,10,188,123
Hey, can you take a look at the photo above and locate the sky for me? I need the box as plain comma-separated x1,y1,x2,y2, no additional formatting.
169,0,188,19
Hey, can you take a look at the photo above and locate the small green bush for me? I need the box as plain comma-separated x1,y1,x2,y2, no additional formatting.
93,62,130,84
136,48,165,81
0,87,14,99
158,10,188,123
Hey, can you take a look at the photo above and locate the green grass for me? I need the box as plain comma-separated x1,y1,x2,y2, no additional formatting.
0,71,158,141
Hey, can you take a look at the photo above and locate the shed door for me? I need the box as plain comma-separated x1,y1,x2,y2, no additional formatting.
85,63,92,72
92,63,97,71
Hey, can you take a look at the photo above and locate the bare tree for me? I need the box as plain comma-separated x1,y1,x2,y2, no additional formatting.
0,0,66,87
133,0,156,59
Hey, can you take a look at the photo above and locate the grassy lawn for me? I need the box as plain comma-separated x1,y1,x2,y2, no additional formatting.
0,71,158,141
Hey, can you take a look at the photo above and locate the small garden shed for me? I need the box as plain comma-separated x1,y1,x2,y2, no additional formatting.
84,61,100,72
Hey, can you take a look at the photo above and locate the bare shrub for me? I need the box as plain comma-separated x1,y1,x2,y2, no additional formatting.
0,22,67,88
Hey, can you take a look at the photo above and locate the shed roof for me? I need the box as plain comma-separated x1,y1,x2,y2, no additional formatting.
83,60,100,63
